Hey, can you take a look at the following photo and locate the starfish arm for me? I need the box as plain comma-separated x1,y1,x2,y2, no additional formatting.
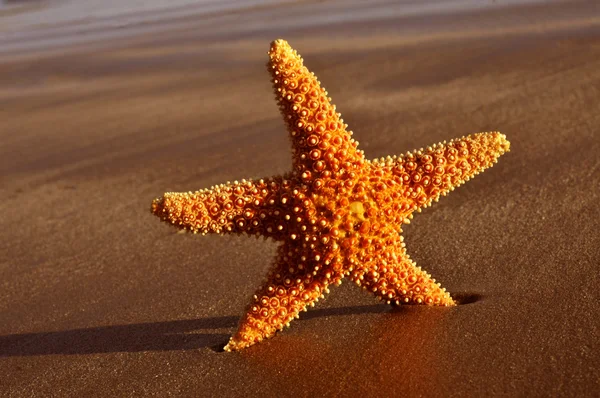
268,39,366,183
349,232,455,306
224,240,344,351
380,132,510,212
151,177,294,238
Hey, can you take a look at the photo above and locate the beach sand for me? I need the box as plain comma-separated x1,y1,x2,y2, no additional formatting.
1,0,599,396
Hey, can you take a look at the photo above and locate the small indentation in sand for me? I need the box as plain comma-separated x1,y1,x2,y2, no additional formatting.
453,293,483,305
210,342,228,353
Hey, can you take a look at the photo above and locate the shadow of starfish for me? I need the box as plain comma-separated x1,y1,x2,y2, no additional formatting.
0,304,388,357
0,295,481,357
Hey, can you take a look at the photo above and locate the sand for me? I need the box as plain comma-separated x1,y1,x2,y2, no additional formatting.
1,0,599,396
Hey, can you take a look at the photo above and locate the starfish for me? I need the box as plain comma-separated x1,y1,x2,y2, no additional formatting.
151,39,510,351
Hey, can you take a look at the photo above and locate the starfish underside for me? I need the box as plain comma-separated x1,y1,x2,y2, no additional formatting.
151,39,510,351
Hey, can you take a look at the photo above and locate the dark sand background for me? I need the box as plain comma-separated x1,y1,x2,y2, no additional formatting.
1,0,600,396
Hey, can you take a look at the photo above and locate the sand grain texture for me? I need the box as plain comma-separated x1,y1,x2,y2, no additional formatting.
1,0,599,396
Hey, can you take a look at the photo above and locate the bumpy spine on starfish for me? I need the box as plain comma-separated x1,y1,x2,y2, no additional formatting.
224,239,345,351
372,132,510,213
152,177,291,238
268,39,365,183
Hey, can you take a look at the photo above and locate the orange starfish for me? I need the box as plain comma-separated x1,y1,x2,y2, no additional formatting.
151,39,510,351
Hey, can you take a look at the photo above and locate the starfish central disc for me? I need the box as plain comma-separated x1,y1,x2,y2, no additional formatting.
151,39,510,351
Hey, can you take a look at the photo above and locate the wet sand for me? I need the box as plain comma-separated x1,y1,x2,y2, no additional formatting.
1,0,599,396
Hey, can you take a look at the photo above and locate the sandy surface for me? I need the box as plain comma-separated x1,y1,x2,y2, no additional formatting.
1,0,600,396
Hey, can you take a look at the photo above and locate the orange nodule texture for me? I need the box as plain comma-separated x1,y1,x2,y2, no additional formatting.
150,39,510,351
